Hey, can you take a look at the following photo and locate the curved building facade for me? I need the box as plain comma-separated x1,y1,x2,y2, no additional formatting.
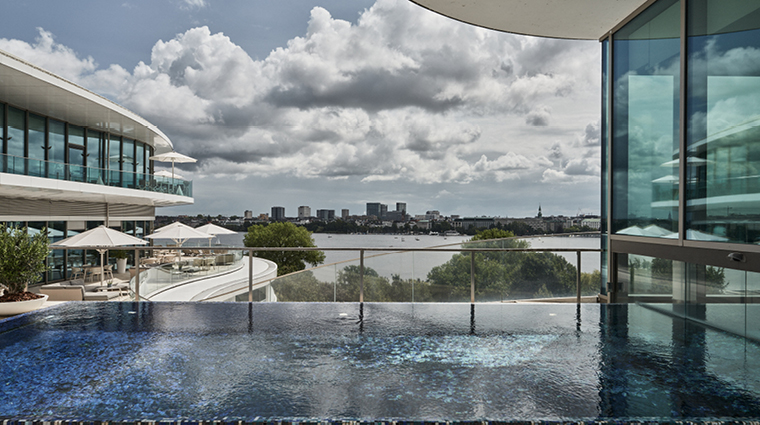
0,49,194,282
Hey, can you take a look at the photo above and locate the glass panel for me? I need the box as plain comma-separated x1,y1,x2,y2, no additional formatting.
136,143,145,189
68,126,85,182
617,253,685,304
0,106,3,172
686,0,760,244
611,0,680,237
108,136,121,186
27,222,47,285
122,138,134,188
7,107,25,174
48,120,66,179
48,221,66,281
28,114,45,177
601,39,609,293
86,130,103,184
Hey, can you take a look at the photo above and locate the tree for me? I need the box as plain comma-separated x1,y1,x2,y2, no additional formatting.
244,222,325,276
0,225,50,297
471,228,517,241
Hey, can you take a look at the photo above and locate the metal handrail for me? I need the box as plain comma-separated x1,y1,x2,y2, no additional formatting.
200,245,602,303
47,236,602,303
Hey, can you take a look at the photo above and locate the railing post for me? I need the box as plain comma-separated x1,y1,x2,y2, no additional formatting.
134,247,140,302
248,249,253,302
470,251,475,303
359,249,364,303
576,250,582,303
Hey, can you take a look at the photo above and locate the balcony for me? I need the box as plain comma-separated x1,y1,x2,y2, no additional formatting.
0,153,193,208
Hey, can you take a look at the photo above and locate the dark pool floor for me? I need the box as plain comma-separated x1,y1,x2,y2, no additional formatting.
0,302,759,422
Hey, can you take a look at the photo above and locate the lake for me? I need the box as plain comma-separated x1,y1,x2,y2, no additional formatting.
204,232,601,281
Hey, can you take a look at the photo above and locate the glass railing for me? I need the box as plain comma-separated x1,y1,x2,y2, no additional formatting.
130,249,244,298
0,153,192,197
44,234,602,304
197,234,602,303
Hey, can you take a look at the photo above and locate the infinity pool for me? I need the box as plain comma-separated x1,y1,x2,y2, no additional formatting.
0,302,759,422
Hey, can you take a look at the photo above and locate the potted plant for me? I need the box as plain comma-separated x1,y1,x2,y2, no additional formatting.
0,224,50,314
109,249,129,274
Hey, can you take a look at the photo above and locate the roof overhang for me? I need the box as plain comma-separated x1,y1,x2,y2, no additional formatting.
409,0,651,40
0,50,173,153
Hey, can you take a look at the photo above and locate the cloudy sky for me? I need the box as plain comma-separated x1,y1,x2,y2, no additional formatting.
1,0,601,219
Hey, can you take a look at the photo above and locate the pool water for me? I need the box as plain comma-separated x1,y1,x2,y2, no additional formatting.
0,302,759,422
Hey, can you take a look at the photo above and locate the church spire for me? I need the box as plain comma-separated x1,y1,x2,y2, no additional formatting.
537,204,543,218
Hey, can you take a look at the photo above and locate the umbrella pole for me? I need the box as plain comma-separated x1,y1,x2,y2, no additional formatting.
99,249,105,286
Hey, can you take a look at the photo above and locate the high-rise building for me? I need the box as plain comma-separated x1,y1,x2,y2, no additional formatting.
380,204,388,219
271,206,285,221
396,202,407,214
366,202,381,218
316,209,335,221
244,210,253,219
298,206,311,219
341,209,349,219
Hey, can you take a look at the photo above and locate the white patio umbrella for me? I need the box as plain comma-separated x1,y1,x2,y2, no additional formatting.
149,151,196,179
51,225,148,285
196,223,237,246
155,169,185,180
145,222,212,264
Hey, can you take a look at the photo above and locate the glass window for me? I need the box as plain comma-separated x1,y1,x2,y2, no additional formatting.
48,221,66,282
67,126,85,182
86,130,103,184
122,138,135,188
7,107,25,174
28,114,45,177
136,143,145,188
48,120,66,180
108,136,121,186
0,105,4,155
686,0,760,244
612,0,681,237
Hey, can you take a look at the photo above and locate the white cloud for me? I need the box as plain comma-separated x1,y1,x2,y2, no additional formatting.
0,28,96,82
0,0,600,199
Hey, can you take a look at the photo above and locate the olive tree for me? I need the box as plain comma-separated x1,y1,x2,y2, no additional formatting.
0,225,50,295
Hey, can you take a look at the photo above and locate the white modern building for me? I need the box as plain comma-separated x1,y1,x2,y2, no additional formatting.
0,49,194,282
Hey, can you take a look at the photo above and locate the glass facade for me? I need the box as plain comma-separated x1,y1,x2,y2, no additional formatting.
0,99,189,196
27,114,45,177
612,0,681,237
7,107,26,174
605,0,760,339
686,0,760,244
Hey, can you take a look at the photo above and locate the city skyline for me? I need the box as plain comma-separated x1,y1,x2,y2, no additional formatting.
0,0,601,218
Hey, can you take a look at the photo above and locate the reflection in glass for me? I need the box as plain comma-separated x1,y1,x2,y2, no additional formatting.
48,221,66,282
49,120,66,179
68,126,85,182
28,114,46,177
122,138,134,188
7,107,25,175
612,0,680,236
86,130,103,184
108,136,121,187
686,0,760,244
